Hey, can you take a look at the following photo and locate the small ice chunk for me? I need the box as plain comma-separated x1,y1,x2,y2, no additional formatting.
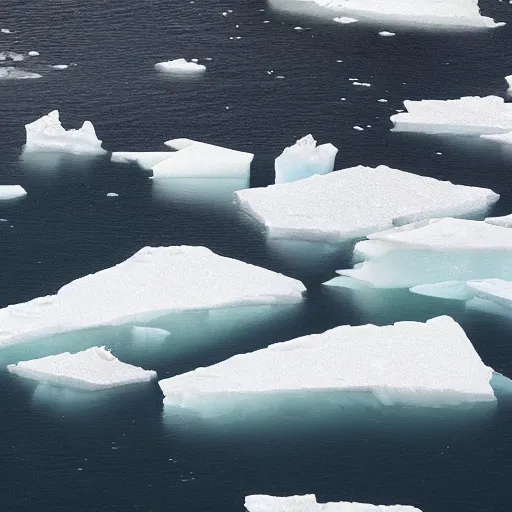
1,28,12,33
485,213,512,228
378,98,388,102
294,26,303,30
106,192,118,197
333,17,358,24
52,64,68,70
353,81,371,87
191,58,199,62
0,246,305,348
7,346,157,390
0,185,27,200
131,326,171,342
379,31,396,36
245,495,422,512
391,96,512,135
23,110,106,155
0,51,24,61
155,58,206,74
339,218,512,288
274,134,338,184
0,67,42,80
28,51,40,56
353,126,364,130
234,165,499,243
159,316,497,410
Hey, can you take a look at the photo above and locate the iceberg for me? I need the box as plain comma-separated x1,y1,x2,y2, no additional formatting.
0,67,42,79
0,246,305,349
274,0,503,28
390,96,512,135
339,218,512,288
485,213,512,228
0,185,27,200
8,346,157,390
274,134,338,184
154,58,206,74
112,139,253,179
159,316,496,411
23,110,106,155
235,165,499,243
245,495,422,512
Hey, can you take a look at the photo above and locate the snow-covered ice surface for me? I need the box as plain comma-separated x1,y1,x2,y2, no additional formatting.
0,185,27,200
274,134,338,184
8,346,157,390
244,495,422,512
506,75,512,96
0,246,305,349
154,58,206,74
0,67,41,79
159,316,496,413
485,213,512,228
276,0,504,28
235,165,499,243
23,110,106,155
390,96,512,135
338,218,512,288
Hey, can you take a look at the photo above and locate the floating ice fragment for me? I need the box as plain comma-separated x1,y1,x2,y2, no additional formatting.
275,134,338,184
353,126,364,130
0,67,41,80
294,26,303,30
245,495,422,512
28,51,40,56
234,165,499,243
379,30,396,36
23,110,106,155
378,98,388,102
8,346,157,390
391,96,512,135
52,64,68,70
106,192,118,197
333,16,358,24
0,51,24,61
0,185,27,200
154,58,206,74
1,28,12,34
0,246,305,348
159,316,497,411
353,81,371,87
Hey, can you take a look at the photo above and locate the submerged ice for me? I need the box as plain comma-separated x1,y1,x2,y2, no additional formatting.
159,316,496,411
274,134,338,184
235,165,499,243
23,110,106,155
0,246,305,348
8,346,157,390
245,495,422,512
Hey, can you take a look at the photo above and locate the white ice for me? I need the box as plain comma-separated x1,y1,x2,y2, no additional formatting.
28,51,40,56
154,58,206,74
0,67,41,80
159,316,496,410
0,185,27,200
379,30,396,36
23,110,106,155
282,0,503,28
480,131,512,144
390,96,512,134
485,213,512,228
52,64,68,70
274,134,338,184
235,165,499,243
0,246,305,348
339,218,512,288
131,326,171,342
245,495,422,512
333,16,358,23
8,346,157,390
111,152,173,170
0,51,24,61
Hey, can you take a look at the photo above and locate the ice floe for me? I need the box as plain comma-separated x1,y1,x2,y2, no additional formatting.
485,213,512,228
391,96,512,135
28,51,40,57
8,346,157,390
235,165,499,243
333,16,358,24
52,64,69,70
274,134,338,184
0,67,41,80
379,30,396,36
159,316,496,411
282,0,503,28
154,58,206,74
0,185,27,200
23,110,106,155
244,495,422,512
0,51,24,61
0,246,305,348
338,218,512,288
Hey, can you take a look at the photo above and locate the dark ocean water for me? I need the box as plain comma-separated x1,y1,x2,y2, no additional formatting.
1,0,512,510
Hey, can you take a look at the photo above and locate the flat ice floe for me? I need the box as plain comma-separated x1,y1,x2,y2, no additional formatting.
8,346,157,390
234,165,499,243
112,139,254,179
0,185,27,200
274,134,338,184
245,495,422,512
0,67,42,79
338,218,512,288
0,246,305,348
23,110,106,155
154,58,206,74
485,213,512,228
276,0,503,28
159,316,496,411
390,96,512,135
